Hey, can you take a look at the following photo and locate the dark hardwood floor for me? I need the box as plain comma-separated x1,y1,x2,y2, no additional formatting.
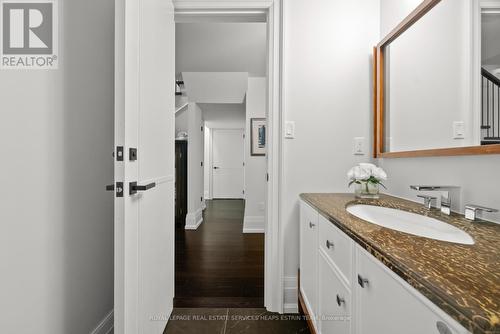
174,199,264,308
164,308,310,334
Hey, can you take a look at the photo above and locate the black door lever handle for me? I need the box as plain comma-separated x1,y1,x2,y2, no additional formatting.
106,184,115,191
129,181,156,195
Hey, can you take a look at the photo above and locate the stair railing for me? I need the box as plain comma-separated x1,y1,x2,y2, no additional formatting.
481,67,500,144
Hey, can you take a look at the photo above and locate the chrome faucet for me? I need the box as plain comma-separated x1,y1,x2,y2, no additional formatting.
464,205,498,221
416,195,437,210
410,186,460,215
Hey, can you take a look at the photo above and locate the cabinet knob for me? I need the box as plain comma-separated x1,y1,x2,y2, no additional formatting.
436,321,452,334
358,274,369,288
336,294,345,306
309,222,316,228
326,240,334,250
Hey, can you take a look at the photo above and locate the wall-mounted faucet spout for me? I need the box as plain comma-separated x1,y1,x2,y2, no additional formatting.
410,185,460,215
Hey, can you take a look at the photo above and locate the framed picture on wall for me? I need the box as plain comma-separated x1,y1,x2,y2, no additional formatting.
251,118,266,156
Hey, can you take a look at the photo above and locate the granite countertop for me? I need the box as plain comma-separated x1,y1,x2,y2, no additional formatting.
300,193,500,334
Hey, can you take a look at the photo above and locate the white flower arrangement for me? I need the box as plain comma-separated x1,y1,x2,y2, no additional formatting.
347,163,387,189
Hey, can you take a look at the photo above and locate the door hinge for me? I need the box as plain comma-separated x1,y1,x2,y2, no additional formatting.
201,197,203,202
243,133,245,138
243,162,245,166
201,161,203,167
242,190,245,195
116,146,124,161
266,173,269,182
201,126,204,132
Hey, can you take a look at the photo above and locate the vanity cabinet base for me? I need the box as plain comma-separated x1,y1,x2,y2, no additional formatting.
299,199,469,334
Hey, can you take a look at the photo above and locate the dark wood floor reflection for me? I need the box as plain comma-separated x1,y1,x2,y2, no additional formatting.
174,200,264,308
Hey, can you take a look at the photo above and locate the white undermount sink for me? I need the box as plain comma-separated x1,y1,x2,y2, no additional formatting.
346,204,474,245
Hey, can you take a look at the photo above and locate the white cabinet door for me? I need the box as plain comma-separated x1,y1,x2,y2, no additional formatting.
356,246,468,334
300,201,319,322
318,251,352,334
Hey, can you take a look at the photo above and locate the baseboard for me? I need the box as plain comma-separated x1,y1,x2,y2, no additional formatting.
242,215,265,233
283,276,298,313
90,310,113,334
185,208,203,230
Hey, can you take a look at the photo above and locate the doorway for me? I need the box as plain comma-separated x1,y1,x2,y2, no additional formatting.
172,3,283,313
173,16,269,309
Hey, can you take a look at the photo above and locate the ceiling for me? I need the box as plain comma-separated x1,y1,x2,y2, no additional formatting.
175,22,267,77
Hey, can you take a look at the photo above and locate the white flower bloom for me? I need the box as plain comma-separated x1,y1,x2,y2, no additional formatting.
347,167,355,180
359,163,377,173
347,163,388,182
353,166,370,180
374,167,387,180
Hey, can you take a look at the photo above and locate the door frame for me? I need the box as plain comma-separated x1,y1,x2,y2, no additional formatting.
174,0,284,313
210,128,246,200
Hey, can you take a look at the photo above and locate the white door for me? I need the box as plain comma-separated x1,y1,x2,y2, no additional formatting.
114,0,175,333
212,129,245,199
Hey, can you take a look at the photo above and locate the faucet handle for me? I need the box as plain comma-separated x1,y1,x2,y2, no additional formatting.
465,205,498,221
417,195,437,210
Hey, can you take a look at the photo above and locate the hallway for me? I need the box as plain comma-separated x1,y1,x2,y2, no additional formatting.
175,200,264,308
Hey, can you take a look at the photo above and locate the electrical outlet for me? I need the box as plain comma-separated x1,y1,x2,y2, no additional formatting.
353,137,365,155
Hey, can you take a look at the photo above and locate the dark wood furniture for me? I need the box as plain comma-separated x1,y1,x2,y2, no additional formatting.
175,140,187,228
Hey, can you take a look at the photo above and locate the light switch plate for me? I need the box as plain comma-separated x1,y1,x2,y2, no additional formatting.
353,137,365,155
285,121,295,139
453,121,465,139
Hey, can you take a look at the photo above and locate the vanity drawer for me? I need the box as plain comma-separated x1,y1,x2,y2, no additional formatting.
318,250,352,334
319,214,353,285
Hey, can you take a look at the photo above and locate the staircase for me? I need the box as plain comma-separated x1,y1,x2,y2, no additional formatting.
481,67,500,145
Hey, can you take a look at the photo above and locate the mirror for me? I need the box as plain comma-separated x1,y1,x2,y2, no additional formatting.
374,0,500,157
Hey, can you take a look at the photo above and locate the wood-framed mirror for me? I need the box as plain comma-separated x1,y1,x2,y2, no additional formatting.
374,0,500,158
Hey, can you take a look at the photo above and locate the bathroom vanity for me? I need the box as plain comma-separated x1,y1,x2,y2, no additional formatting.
299,193,500,334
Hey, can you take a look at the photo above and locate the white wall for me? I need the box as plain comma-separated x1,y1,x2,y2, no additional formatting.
175,106,189,136
243,78,267,233
176,23,267,76
185,103,205,229
386,0,473,151
380,0,422,35
202,103,246,199
0,0,114,333
201,103,246,129
282,0,380,281
379,0,500,223
182,72,248,103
